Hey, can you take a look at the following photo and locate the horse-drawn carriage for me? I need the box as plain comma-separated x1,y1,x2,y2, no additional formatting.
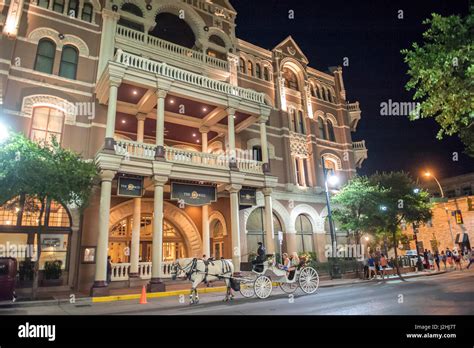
171,256,319,304
238,257,320,299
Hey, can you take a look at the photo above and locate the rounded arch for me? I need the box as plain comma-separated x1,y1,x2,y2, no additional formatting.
28,28,90,56
149,0,206,49
280,58,307,89
313,110,325,119
21,94,77,125
109,199,203,257
325,112,338,126
247,137,276,159
207,140,224,154
119,1,144,17
209,210,228,236
289,204,321,233
206,27,233,50
321,152,342,170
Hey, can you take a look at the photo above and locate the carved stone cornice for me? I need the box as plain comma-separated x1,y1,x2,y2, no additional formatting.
289,131,310,157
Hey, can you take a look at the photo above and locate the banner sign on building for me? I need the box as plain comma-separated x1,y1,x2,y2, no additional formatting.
239,189,257,206
117,176,143,197
170,182,216,206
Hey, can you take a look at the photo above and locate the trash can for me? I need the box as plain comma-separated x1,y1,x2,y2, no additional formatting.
0,258,17,301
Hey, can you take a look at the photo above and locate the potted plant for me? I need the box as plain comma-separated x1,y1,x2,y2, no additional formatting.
41,260,63,286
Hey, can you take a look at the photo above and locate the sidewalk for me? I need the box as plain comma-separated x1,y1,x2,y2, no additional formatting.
0,268,452,308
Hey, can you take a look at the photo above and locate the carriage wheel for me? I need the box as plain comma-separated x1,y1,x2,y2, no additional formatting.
239,278,255,298
298,267,319,294
279,281,298,294
254,275,272,299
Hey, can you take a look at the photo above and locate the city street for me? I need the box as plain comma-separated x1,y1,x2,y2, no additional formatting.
2,269,473,316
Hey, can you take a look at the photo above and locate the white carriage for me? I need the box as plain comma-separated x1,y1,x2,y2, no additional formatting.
238,257,320,299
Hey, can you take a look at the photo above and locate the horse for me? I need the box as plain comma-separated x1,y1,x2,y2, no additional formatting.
171,258,237,304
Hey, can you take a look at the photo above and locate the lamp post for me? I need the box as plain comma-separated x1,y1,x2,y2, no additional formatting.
321,159,341,278
423,171,455,247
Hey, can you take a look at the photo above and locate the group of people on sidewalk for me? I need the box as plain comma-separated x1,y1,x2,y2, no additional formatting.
429,247,474,271
366,253,389,280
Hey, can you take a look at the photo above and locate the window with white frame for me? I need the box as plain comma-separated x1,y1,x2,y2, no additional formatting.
30,107,65,144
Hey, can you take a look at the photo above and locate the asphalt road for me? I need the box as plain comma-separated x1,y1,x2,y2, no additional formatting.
2,269,473,316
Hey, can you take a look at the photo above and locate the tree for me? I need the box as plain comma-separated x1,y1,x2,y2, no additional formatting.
369,172,432,278
332,176,386,251
401,11,474,156
0,133,97,299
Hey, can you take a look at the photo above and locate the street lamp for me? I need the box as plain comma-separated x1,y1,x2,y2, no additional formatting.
422,170,455,247
321,159,341,278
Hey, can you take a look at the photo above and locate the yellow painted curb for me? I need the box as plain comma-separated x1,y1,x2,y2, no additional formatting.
92,286,228,303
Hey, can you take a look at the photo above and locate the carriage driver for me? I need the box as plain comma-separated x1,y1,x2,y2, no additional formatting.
256,242,266,263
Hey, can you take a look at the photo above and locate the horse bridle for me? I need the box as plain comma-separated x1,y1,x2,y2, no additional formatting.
171,258,197,280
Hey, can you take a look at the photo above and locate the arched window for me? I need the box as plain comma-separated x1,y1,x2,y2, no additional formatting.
210,219,225,259
295,214,313,252
255,63,262,79
121,3,143,17
311,85,317,97
118,3,144,32
53,0,65,13
289,109,297,132
327,120,336,142
149,13,195,48
323,87,329,101
247,60,254,76
263,66,270,81
38,0,50,9
246,208,281,256
81,2,93,22
282,67,298,90
30,106,65,144
67,0,79,17
316,85,322,99
209,35,225,47
0,194,72,272
59,45,78,80
239,58,245,73
34,39,56,74
318,117,326,139
323,157,337,175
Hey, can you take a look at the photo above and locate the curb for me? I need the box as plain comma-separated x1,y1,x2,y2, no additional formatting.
0,270,451,307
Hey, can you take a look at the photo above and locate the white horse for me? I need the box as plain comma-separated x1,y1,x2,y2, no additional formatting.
171,258,236,304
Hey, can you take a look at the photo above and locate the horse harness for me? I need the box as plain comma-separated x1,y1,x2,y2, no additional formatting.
180,258,232,283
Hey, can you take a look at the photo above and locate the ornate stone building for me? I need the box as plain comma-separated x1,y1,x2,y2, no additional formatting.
0,0,367,294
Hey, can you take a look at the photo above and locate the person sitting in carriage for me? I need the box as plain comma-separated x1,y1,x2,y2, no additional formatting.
287,252,301,280
280,253,291,271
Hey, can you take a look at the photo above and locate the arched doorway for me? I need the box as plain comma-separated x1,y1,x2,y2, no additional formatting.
149,12,196,48
108,215,186,263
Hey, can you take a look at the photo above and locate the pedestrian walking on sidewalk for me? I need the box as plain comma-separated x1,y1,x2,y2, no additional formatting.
446,248,453,269
440,250,447,270
423,249,429,269
379,254,388,280
434,251,440,271
453,248,463,271
106,256,112,285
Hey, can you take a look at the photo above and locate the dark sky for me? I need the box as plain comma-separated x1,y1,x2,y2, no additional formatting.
232,0,473,180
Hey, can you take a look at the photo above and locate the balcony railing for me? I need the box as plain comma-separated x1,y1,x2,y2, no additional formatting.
352,140,368,168
347,101,360,112
352,140,366,150
116,25,228,71
113,139,265,174
115,50,266,104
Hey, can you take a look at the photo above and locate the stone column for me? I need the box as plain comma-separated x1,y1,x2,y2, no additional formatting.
149,175,167,292
202,205,210,258
136,113,146,143
155,89,167,159
104,77,122,150
263,188,275,255
226,184,242,271
97,9,120,78
259,116,270,173
91,170,115,296
226,107,237,167
200,126,209,165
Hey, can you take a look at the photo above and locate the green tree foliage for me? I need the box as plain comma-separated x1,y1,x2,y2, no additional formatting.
401,11,474,156
0,133,97,298
369,172,432,277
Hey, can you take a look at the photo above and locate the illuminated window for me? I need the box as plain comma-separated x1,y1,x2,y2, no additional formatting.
38,0,50,9
263,66,270,81
239,58,245,73
34,39,56,74
247,60,254,76
30,107,64,144
283,67,298,90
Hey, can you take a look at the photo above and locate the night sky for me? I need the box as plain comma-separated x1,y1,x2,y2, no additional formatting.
232,0,473,180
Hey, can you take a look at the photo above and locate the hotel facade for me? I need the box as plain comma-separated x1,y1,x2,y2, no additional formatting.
0,0,367,294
